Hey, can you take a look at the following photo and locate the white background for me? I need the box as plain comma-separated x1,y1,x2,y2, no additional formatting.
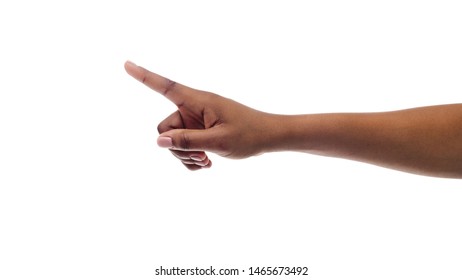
1,1,462,279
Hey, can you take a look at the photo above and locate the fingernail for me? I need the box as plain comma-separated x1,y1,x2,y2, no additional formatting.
190,156,203,161
157,136,173,148
125,60,137,67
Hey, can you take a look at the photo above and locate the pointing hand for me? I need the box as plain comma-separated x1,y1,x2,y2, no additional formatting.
124,61,274,170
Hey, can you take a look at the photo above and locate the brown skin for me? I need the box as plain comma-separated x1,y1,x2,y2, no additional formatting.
125,61,462,178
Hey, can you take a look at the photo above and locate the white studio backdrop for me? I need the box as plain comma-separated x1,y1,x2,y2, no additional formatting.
0,1,461,280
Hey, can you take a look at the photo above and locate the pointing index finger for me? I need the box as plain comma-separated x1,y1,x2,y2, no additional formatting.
124,60,188,106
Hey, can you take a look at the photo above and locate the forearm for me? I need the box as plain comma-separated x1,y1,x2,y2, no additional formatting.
265,104,462,178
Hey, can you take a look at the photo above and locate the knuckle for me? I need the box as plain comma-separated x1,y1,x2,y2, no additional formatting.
157,123,165,133
179,133,191,150
163,79,177,95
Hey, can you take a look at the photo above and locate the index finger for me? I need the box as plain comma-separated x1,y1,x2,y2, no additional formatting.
124,60,189,106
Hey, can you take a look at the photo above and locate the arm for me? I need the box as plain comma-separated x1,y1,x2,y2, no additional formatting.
125,61,462,178
267,106,462,178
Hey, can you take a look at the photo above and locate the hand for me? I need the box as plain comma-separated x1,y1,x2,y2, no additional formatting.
124,61,274,170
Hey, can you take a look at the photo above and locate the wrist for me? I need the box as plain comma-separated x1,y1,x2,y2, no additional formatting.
259,114,333,155
258,114,305,154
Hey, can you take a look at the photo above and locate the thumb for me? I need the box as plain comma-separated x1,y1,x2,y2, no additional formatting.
157,128,220,152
